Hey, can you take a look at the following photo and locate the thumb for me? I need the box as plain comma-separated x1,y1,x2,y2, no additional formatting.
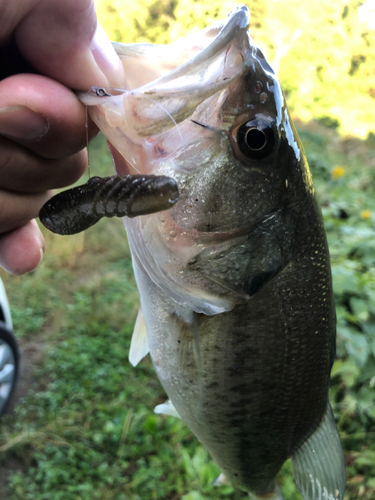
14,0,124,90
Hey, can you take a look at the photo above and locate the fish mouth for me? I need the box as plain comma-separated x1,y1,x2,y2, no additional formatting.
77,5,252,150
80,5,250,100
123,4,250,93
78,6,258,243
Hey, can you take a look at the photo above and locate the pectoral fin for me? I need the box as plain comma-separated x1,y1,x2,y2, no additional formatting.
129,308,149,367
291,403,346,500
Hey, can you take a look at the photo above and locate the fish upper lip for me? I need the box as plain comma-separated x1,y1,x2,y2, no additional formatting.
77,5,254,163
140,4,249,93
77,6,250,105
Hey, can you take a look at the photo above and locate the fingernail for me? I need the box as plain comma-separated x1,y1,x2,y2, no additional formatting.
37,246,44,269
26,246,44,274
91,23,124,88
0,106,49,141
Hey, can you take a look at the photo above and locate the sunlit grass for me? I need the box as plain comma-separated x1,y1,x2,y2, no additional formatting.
95,0,375,139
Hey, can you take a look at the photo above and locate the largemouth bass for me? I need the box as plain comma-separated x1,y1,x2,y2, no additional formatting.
75,5,346,500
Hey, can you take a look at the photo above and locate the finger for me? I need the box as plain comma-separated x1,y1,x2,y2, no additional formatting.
0,138,88,192
0,219,45,275
12,0,124,89
0,37,35,81
0,74,97,159
0,188,52,233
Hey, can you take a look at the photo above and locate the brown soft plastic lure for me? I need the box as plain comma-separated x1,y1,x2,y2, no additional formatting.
39,174,179,235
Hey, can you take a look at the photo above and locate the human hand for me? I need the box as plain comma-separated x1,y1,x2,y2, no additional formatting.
0,0,124,274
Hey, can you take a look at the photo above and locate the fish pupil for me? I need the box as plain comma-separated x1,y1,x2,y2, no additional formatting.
237,121,276,159
245,128,266,150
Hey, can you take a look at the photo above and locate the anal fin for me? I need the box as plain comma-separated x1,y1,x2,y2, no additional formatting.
291,403,346,500
129,308,149,367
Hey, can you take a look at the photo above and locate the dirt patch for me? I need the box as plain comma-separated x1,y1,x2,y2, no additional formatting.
8,341,43,411
0,457,28,500
0,339,45,499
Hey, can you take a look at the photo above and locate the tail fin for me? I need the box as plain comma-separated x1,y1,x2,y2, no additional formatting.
291,403,346,500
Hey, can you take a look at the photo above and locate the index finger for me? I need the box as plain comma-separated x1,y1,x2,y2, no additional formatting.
2,0,124,89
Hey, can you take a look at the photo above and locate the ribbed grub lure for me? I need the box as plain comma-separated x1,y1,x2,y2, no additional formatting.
39,174,179,235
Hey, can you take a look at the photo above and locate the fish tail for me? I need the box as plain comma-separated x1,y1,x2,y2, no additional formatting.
291,402,346,500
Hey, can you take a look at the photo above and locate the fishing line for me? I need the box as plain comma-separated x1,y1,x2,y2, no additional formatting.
85,86,139,175
145,95,186,158
84,89,91,180
85,85,186,176
119,89,187,159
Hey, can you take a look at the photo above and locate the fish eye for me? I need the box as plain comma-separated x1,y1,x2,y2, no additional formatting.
237,120,276,159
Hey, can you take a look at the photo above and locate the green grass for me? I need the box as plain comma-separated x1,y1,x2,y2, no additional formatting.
0,125,374,499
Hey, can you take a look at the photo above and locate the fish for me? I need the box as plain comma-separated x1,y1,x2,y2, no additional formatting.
74,5,346,500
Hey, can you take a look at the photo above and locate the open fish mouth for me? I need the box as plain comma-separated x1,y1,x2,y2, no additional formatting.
41,7,255,238
81,4,249,96
77,5,252,174
87,4,250,95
